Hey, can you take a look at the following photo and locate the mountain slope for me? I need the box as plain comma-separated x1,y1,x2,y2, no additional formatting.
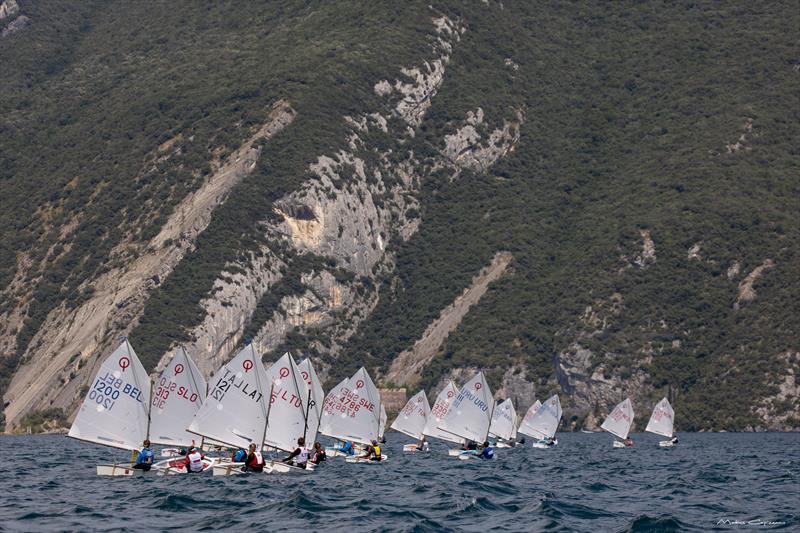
1,0,797,432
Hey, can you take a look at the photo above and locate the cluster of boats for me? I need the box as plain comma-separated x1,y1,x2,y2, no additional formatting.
67,339,678,476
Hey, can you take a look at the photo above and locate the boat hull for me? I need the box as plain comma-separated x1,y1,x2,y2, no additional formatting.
96,464,152,476
211,462,246,476
658,440,675,447
345,456,388,464
265,460,315,474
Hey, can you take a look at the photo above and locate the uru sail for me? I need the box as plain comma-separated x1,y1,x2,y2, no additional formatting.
601,398,635,440
645,397,674,438
526,394,562,440
489,399,516,441
320,368,381,445
149,346,206,447
318,378,349,437
423,381,461,444
187,344,269,449
297,358,324,443
262,353,310,452
68,340,152,451
438,372,495,444
390,390,431,440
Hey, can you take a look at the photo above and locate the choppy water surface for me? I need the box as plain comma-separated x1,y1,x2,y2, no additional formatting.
0,433,797,532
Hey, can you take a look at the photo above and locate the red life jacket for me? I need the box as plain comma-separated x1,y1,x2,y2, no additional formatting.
247,451,264,467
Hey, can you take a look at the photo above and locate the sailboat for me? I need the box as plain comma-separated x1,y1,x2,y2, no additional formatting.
422,381,462,447
320,377,355,457
186,343,270,475
601,398,635,448
68,339,154,476
438,372,495,459
319,367,387,463
148,347,216,473
260,352,314,474
524,395,562,449
646,397,676,447
390,390,431,452
488,399,516,448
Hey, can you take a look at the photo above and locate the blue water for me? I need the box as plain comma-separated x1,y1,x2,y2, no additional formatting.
0,433,797,532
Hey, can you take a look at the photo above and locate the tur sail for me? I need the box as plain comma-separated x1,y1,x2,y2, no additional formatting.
68,340,152,451
261,352,310,452
645,397,674,438
488,399,517,441
438,372,495,444
423,381,461,444
187,344,269,449
525,394,562,440
320,368,382,445
149,347,206,447
297,358,324,443
601,398,635,440
390,390,431,441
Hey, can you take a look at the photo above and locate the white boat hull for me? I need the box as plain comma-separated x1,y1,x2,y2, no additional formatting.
403,444,429,453
212,462,246,476
155,457,216,474
494,442,512,449
96,464,153,476
612,440,629,448
345,456,388,464
658,440,675,447
265,460,315,474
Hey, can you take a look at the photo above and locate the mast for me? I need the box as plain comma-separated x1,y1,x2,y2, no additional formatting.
303,388,312,443
260,382,275,453
484,394,496,443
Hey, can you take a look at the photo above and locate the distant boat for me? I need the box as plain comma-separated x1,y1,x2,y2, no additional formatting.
518,399,542,440
601,398,635,448
488,398,517,448
524,394,562,449
646,397,677,448
438,372,495,459
391,390,431,452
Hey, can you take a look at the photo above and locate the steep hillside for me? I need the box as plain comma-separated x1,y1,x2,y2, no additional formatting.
1,0,797,432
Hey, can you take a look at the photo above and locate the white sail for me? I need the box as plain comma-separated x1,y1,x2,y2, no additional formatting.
318,378,348,437
517,400,543,438
489,399,516,441
68,340,152,451
645,397,674,438
423,381,462,444
526,394,562,440
379,404,387,440
187,344,269,449
438,372,495,444
297,358,324,443
390,390,431,440
320,368,382,445
262,353,310,452
601,398,635,440
148,347,206,447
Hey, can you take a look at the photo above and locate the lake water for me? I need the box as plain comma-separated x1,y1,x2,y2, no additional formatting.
0,433,797,532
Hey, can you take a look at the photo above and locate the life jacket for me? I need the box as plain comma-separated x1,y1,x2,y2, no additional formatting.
312,449,326,463
295,447,309,465
372,445,382,459
187,451,204,472
248,451,264,467
234,449,247,462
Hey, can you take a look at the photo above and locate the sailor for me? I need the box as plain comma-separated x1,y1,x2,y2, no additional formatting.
359,440,382,461
283,437,309,469
232,447,247,463
463,440,478,451
517,437,526,446
310,442,327,464
624,436,634,447
419,436,429,451
184,446,205,473
479,441,494,460
670,435,679,445
335,440,355,456
242,443,265,473
132,439,154,471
